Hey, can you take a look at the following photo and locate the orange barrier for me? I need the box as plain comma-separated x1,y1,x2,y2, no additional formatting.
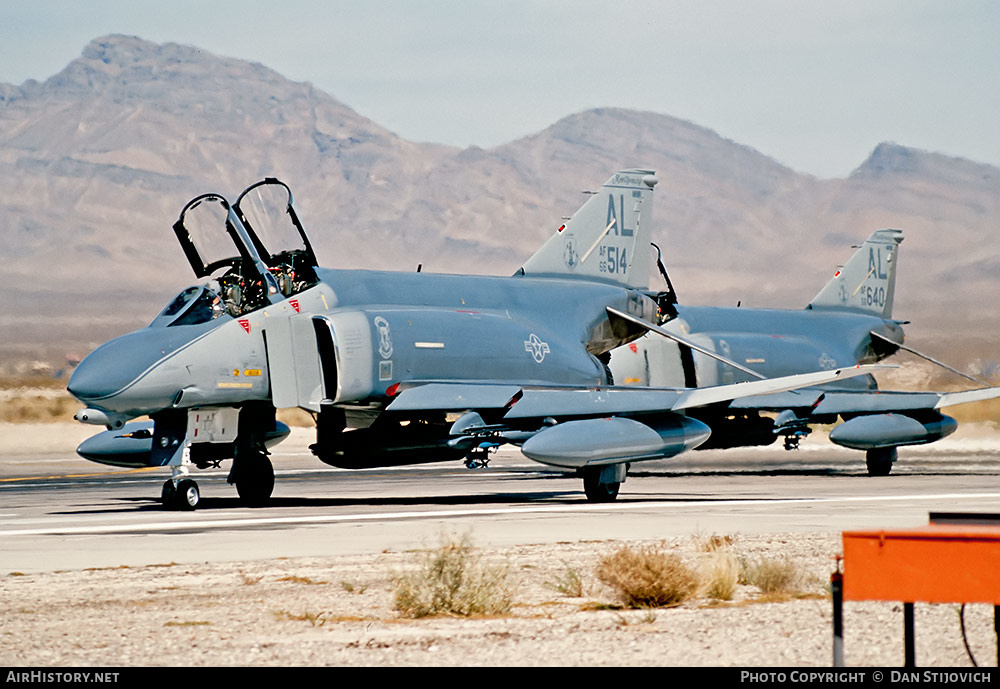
834,513,1000,666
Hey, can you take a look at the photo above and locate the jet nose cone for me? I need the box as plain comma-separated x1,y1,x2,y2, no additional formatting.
67,344,133,402
67,321,222,415
67,329,175,404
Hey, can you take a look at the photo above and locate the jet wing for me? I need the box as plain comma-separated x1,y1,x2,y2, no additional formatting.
385,366,883,417
384,366,882,469
670,367,890,411
727,384,1000,453
730,386,1000,414
386,383,523,412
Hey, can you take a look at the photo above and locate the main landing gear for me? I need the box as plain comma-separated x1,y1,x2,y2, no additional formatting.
582,464,627,503
229,445,275,507
865,447,897,477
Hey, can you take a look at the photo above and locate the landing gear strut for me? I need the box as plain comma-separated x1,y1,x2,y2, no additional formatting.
866,447,897,476
227,403,278,506
160,445,200,510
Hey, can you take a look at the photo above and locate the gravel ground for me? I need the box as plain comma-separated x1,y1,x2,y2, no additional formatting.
2,532,997,667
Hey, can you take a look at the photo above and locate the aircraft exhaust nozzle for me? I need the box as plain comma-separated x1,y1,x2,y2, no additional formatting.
829,412,957,450
521,415,711,468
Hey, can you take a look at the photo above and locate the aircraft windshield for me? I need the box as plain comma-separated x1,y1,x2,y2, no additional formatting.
152,286,229,327
159,286,201,318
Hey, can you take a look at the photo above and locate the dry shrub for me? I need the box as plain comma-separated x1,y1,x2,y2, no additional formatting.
0,393,78,423
545,565,587,598
0,375,69,391
699,550,739,601
695,532,737,552
596,545,697,608
393,533,514,618
740,556,803,594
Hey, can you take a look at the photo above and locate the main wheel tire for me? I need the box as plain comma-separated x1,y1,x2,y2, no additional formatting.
235,453,274,507
866,447,897,477
583,469,620,503
175,479,200,510
160,479,177,508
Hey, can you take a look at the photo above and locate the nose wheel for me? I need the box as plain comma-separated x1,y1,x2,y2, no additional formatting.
161,478,200,510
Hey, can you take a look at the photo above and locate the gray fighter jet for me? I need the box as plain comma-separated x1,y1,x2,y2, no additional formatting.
610,228,1000,476
68,171,878,509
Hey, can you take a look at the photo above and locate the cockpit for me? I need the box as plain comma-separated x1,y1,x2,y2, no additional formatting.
150,285,228,328
155,178,319,328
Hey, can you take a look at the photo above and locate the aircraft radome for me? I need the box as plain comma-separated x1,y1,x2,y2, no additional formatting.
68,172,879,509
610,229,1000,476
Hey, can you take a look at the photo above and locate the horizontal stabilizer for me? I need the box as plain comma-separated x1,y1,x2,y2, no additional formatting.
671,366,888,411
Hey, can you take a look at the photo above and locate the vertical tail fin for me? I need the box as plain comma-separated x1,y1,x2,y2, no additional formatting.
519,169,658,289
807,229,904,319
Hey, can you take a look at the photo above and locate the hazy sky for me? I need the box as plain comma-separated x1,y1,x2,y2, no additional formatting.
2,0,997,178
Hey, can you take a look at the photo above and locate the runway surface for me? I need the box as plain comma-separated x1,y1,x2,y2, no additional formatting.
3,427,999,573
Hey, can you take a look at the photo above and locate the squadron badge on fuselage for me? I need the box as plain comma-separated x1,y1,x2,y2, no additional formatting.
374,316,393,359
563,236,578,270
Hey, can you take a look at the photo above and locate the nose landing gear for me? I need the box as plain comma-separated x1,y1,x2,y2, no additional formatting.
161,444,201,511
162,477,201,510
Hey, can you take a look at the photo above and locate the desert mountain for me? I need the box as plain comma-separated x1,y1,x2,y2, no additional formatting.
2,35,998,373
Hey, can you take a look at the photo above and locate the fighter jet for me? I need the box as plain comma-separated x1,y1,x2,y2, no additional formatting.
68,171,878,509
609,229,1000,476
